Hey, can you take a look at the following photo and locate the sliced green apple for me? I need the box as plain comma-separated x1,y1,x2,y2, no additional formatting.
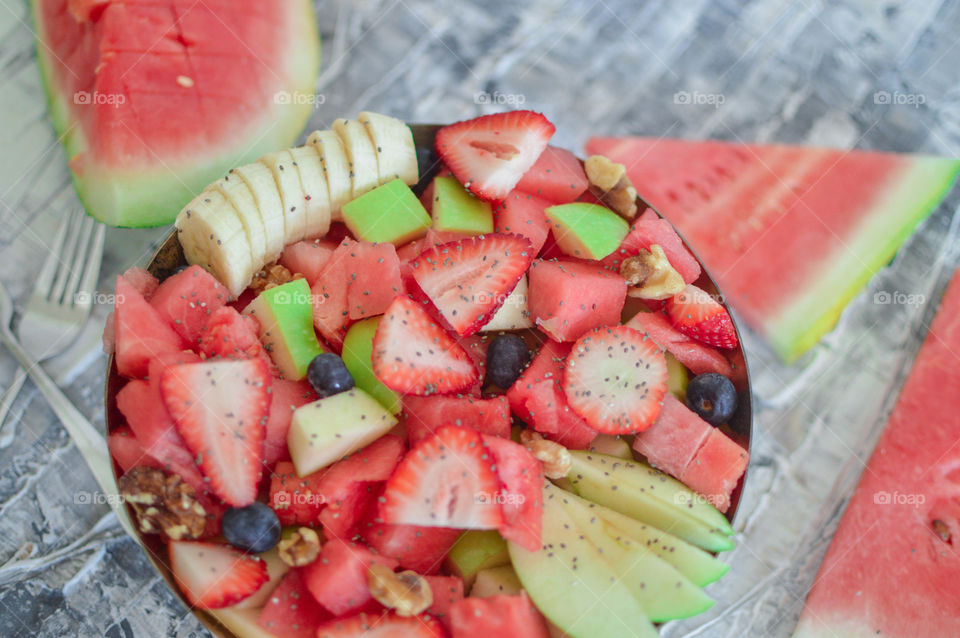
244,278,323,380
341,317,401,414
444,530,511,589
471,565,523,598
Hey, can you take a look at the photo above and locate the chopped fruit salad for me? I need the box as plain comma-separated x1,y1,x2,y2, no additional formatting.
104,110,750,638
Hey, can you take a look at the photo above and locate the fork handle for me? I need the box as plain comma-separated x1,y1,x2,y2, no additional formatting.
0,367,26,426
0,329,137,539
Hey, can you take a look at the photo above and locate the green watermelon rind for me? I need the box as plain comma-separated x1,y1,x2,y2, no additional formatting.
29,0,320,228
768,156,960,363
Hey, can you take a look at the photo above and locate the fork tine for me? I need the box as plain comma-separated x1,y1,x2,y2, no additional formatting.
49,209,85,304
33,210,73,298
76,222,105,309
63,214,95,306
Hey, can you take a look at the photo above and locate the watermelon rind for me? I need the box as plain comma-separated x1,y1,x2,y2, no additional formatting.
30,0,320,228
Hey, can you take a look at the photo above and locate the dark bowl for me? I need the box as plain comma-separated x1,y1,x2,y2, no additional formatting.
104,124,753,637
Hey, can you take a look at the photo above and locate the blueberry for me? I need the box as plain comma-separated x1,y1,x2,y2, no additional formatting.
685,373,738,426
222,502,281,553
485,334,531,388
307,352,355,398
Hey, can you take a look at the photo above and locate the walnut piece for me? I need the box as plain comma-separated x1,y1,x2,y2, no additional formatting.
367,564,433,617
248,263,302,294
585,155,639,219
118,466,206,540
620,245,685,300
520,430,572,479
277,527,321,567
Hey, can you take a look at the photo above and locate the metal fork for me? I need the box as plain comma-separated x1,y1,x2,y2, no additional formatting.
0,209,105,431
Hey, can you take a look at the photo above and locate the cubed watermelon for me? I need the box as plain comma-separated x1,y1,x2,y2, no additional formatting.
121,267,159,299
494,190,552,254
455,333,490,398
107,425,162,473
318,482,382,540
403,395,511,445
626,311,734,378
311,238,356,350
632,394,713,478
346,241,405,320
425,574,465,629
114,275,188,378
268,461,325,526
448,592,551,638
483,435,544,552
678,428,749,513
602,216,701,284
301,538,399,616
197,306,272,366
527,259,626,343
264,379,317,465
361,523,462,574
278,238,337,286
149,265,230,346
515,145,589,203
257,569,332,638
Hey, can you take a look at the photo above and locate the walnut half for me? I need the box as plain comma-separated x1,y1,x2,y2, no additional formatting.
368,563,433,617
277,527,321,567
585,155,639,219
520,430,572,479
620,245,685,300
118,466,206,540
248,263,303,294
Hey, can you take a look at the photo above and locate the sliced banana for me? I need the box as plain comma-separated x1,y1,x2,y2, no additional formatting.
358,111,419,185
307,129,352,221
231,162,286,260
206,173,267,260
260,150,308,245
333,118,380,199
175,190,255,298
288,145,332,239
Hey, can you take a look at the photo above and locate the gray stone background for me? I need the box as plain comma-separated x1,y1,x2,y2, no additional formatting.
0,0,959,636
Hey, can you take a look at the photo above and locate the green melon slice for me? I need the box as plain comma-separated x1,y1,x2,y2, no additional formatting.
544,202,629,259
432,176,494,234
31,0,320,227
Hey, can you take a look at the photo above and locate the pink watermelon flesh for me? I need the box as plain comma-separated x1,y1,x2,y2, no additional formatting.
515,145,589,203
360,523,462,575
107,425,162,473
113,275,188,378
301,538,399,616
586,137,960,361
121,267,159,299
345,241,405,320
601,216,701,284
449,592,551,638
527,259,626,342
424,574,465,629
632,394,713,479
483,435,545,552
318,482,382,540
311,238,356,350
495,190,552,254
795,269,960,638
263,379,316,465
268,462,324,526
626,311,734,378
34,0,317,227
257,569,332,638
403,395,511,445
278,239,337,286
197,306,272,368
677,428,748,513
149,265,230,346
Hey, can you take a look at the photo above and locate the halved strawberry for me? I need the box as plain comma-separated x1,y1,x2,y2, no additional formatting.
316,612,445,638
372,296,478,395
410,233,534,336
168,541,267,609
664,284,739,349
563,325,668,434
161,359,272,506
380,426,504,529
435,111,556,202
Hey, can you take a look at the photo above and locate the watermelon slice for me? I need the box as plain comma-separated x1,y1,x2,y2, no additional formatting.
586,137,960,362
794,269,960,637
32,0,319,227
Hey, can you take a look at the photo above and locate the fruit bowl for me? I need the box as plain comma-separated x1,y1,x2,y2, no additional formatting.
103,122,753,637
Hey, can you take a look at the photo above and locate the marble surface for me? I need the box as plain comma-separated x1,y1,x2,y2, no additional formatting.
0,0,959,636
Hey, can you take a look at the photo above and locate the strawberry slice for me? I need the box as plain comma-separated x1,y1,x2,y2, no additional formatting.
161,359,272,506
168,541,267,609
410,233,534,336
435,110,555,202
380,426,504,529
664,284,739,349
372,296,478,395
316,612,446,638
563,325,668,434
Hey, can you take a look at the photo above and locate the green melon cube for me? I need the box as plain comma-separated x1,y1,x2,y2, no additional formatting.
545,202,630,260
431,176,494,234
341,317,401,414
444,530,511,589
341,178,431,245
244,278,323,380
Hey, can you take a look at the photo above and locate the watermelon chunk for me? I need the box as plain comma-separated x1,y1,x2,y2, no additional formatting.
677,428,748,513
527,259,626,343
149,265,230,345
278,239,337,286
601,216,701,284
587,137,960,361
257,569,332,638
263,379,316,465
424,574,465,628
32,0,319,227
311,238,356,349
448,592,551,638
197,306,271,366
107,425,162,474
113,275,188,378
402,395,511,445
626,311,734,379
346,241,405,320
515,146,589,203
483,435,544,552
494,190,552,254
632,394,712,479
268,462,325,526
361,523,462,574
794,269,960,638
301,538,399,616
121,267,159,299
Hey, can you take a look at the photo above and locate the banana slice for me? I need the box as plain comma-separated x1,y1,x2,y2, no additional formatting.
288,145,332,239
307,129,352,221
358,111,419,185
232,162,286,260
260,150,308,245
206,173,268,261
175,190,255,298
333,118,380,199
